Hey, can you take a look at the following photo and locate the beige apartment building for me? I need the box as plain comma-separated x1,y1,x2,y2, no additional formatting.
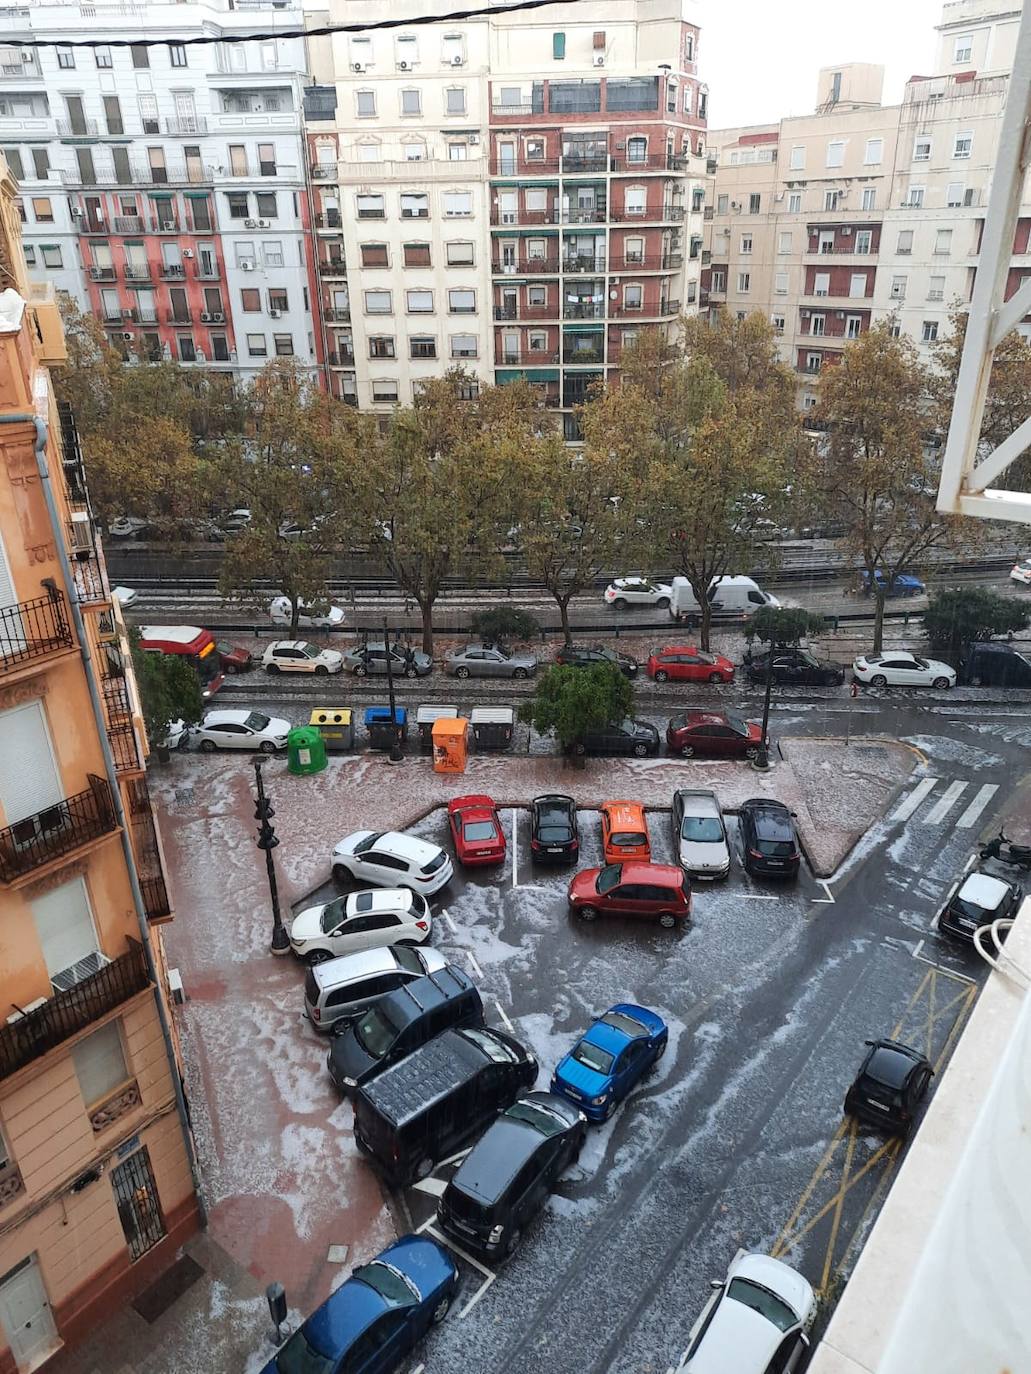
703,0,1026,407
0,155,200,1372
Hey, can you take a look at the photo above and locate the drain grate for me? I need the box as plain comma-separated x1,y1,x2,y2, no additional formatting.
173,787,196,811
131,1254,204,1324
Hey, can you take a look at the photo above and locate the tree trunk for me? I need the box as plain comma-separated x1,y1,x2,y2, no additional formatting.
872,592,886,654
290,595,300,636
419,598,435,655
699,597,713,652
557,595,573,645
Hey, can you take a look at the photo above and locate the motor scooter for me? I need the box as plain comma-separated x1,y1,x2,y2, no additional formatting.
979,830,1031,868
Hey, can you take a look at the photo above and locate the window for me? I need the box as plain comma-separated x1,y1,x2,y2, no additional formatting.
260,41,277,71
235,241,255,268
255,192,277,218
527,285,547,306
31,197,53,223
896,229,913,254
131,44,149,69
364,290,392,313
748,193,760,214
928,275,946,301
806,353,822,373
356,89,376,117
524,137,545,161
447,143,467,161
357,194,385,219
774,271,788,295
401,88,421,115
445,87,467,115
854,230,872,254
2,149,23,181
788,192,801,213
357,142,381,163
368,336,395,359
861,187,876,210
954,34,972,63
771,313,785,334
846,315,862,339
717,194,728,214
139,94,159,135
789,145,805,170
946,182,965,207
810,314,825,336
396,34,418,66
864,138,883,165
813,272,830,297
262,241,283,268
178,336,196,363
711,271,726,292
627,136,648,165
403,140,425,161
57,46,75,69
623,283,643,309
446,241,474,266
103,96,123,136
169,43,187,67
407,289,434,313
448,288,475,314
400,191,429,218
23,246,35,266
72,1022,128,1109
273,334,294,357
849,273,867,298
953,131,973,159
450,333,477,358
268,288,288,312
552,31,566,59
443,190,472,217
241,288,260,312
623,237,644,264
410,335,436,359
442,32,464,65
528,330,548,352
824,191,840,211
737,271,750,292
906,187,925,208
42,246,62,268
624,186,646,216
698,90,707,120
31,148,49,179
772,231,789,254
685,32,694,61
361,243,389,268
826,140,844,168
403,242,431,267
258,143,276,176
740,234,753,254
368,380,398,404
95,45,113,68
802,393,818,410
890,275,907,300
934,228,953,255
227,192,249,219
913,135,931,162
922,320,938,342
819,230,835,254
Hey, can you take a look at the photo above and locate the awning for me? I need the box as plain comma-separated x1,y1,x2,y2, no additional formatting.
147,191,173,200
497,368,559,382
489,227,558,235
183,190,210,199
562,323,605,333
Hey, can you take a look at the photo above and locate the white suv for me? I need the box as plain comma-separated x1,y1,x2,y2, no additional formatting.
263,640,343,675
289,888,432,964
332,831,453,896
604,577,672,608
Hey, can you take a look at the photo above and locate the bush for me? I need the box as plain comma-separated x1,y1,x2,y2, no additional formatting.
470,605,541,644
924,586,1031,657
744,605,825,647
518,664,632,751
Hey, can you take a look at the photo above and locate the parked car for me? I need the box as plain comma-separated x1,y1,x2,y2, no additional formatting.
600,801,650,864
110,585,138,608
739,799,801,879
220,508,251,533
448,794,507,867
437,1092,586,1259
844,1038,933,1136
529,794,580,864
445,642,538,679
852,652,956,689
1010,556,1031,585
671,1251,816,1374
745,646,845,687
343,642,433,679
269,595,346,629
195,709,290,754
328,965,483,1093
304,945,449,1032
937,870,1022,945
550,1003,667,1122
859,569,926,598
666,710,763,760
354,1025,538,1186
290,888,431,964
258,1234,459,1374
671,788,730,879
554,644,639,678
646,645,736,684
108,516,150,538
580,718,660,758
332,830,453,896
670,575,781,622
263,640,344,675
568,861,691,928
216,641,254,674
604,577,672,609
160,718,190,752
958,641,1031,688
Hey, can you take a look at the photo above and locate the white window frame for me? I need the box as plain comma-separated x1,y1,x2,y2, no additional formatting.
778,231,791,254
846,315,862,339
861,187,876,210
946,181,965,207
849,273,867,299
446,241,474,266
864,138,883,165
364,289,393,314
922,320,938,343
954,34,972,63
854,230,872,255
774,271,788,295
813,273,830,298
913,135,931,162
355,88,376,117
810,313,826,337
953,130,973,159
400,88,422,116
934,228,953,255
442,190,472,218
789,145,805,170
788,192,801,213
406,288,434,313
825,140,845,168
740,234,752,254
737,271,750,292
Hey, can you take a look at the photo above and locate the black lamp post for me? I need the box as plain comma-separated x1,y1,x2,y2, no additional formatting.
754,644,775,771
254,758,290,954
383,616,404,764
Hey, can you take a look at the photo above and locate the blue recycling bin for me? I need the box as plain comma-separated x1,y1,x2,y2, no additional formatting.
364,705,408,750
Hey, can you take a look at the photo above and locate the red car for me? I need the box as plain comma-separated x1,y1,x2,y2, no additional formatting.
567,861,691,929
666,710,763,759
646,646,735,684
217,640,254,674
448,794,507,867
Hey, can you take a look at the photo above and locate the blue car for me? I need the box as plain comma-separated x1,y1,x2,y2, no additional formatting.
261,1234,459,1374
860,569,926,598
550,1003,668,1122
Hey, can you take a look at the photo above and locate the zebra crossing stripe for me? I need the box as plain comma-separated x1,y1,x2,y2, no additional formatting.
923,779,969,825
892,777,939,822
955,783,999,828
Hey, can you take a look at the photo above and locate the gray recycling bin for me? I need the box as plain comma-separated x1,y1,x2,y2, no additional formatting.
416,704,458,751
470,706,515,751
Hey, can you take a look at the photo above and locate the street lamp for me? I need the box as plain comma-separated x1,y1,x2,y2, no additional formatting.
383,616,404,765
253,758,291,955
754,644,775,771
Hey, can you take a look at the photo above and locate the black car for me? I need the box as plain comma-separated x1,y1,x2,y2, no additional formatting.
745,646,845,687
529,794,580,864
579,718,660,758
844,1038,933,1136
937,869,1022,945
554,644,639,679
958,641,1031,688
436,1091,586,1260
738,798,801,878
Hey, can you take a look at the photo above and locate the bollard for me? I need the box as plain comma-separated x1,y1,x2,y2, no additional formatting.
266,1281,289,1346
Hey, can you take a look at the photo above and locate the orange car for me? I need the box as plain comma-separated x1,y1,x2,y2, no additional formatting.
600,801,651,865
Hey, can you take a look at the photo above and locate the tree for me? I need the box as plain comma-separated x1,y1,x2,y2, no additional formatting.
130,634,203,749
809,324,966,654
744,605,826,647
923,586,1031,659
470,605,541,643
584,314,800,650
518,664,633,752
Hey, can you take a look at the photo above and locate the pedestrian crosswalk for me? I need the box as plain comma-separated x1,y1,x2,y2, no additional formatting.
890,777,999,829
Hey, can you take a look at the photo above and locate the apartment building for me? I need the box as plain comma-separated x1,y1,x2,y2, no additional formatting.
0,155,200,1371
0,0,315,381
312,0,707,428
703,0,1025,407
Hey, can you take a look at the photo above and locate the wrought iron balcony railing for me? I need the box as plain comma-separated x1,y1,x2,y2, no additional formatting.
0,774,116,884
0,593,74,673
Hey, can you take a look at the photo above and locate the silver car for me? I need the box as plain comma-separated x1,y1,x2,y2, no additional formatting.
445,642,539,679
341,642,433,678
671,788,731,879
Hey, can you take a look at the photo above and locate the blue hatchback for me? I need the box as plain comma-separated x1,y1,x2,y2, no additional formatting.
260,1234,459,1374
860,569,926,598
550,1003,668,1122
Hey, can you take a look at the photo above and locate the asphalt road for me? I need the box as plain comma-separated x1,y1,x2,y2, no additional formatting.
283,696,1029,1374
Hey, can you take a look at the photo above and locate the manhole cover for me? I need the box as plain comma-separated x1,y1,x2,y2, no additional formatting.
173,787,196,811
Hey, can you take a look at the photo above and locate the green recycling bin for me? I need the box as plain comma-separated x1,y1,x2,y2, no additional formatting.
287,725,327,776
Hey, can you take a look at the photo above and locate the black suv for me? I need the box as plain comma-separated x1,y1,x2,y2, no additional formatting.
437,1092,586,1259
937,869,1022,945
844,1038,933,1136
554,644,639,678
738,798,800,878
745,646,845,687
958,641,1031,688
579,718,660,758
529,794,580,864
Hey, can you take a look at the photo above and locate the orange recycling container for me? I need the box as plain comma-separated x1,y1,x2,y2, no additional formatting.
432,716,468,773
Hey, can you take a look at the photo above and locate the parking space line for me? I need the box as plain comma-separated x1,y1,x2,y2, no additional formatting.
923,780,968,826
415,1219,497,1319
955,783,999,829
494,999,515,1033
812,881,835,905
741,894,779,901
891,777,939,822
439,908,457,935
511,808,519,889
466,950,484,979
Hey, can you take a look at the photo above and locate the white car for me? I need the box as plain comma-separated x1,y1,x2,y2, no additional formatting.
604,577,673,609
1010,557,1031,585
111,585,138,608
108,516,149,538
195,709,290,754
673,1251,816,1374
269,596,346,629
852,652,956,689
671,788,731,879
332,830,453,896
289,888,431,965
263,640,343,675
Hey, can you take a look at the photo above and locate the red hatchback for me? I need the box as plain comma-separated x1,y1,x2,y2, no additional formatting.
646,646,735,685
448,794,507,867
666,710,763,759
568,861,691,929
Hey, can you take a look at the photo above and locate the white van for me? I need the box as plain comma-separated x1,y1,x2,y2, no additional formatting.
669,576,781,621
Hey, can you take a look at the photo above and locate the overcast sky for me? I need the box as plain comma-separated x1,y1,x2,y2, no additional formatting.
699,0,946,129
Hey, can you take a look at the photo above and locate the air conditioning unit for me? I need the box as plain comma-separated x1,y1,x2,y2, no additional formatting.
835,311,846,319
451,55,464,66
121,331,134,340
6,997,48,1026
594,55,605,67
467,133,479,145
774,192,784,202
183,248,194,258
257,219,270,228
241,260,255,271
269,308,282,317
52,952,111,993
161,220,176,231
71,206,83,217
730,201,740,210
398,60,410,71
502,264,516,275
352,61,365,72
200,311,212,322
841,225,853,235
800,308,810,316
245,219,258,228
211,312,225,322
122,308,133,317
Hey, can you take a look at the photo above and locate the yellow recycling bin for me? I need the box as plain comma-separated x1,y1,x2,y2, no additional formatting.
432,716,468,773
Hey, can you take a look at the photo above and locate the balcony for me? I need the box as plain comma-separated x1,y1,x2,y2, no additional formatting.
149,218,181,234
56,118,99,138
0,774,117,886
323,306,351,323
560,208,607,225
563,301,606,319
60,162,215,188
88,265,116,282
610,299,680,317
609,205,685,223
125,778,172,921
609,152,687,173
314,211,342,230
320,260,348,278
614,254,683,271
310,165,339,181
123,263,151,280
166,309,192,325
563,348,604,365
0,593,75,675
112,216,144,235
69,542,110,606
563,257,607,274
102,676,143,774
493,258,560,275
0,938,149,1082
161,263,186,280
326,350,356,367
495,350,560,365
164,115,209,136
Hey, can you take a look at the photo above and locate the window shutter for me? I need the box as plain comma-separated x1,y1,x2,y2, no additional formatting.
31,877,99,983
0,701,63,824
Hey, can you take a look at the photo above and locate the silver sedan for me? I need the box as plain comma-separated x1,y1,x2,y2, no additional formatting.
444,642,538,679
